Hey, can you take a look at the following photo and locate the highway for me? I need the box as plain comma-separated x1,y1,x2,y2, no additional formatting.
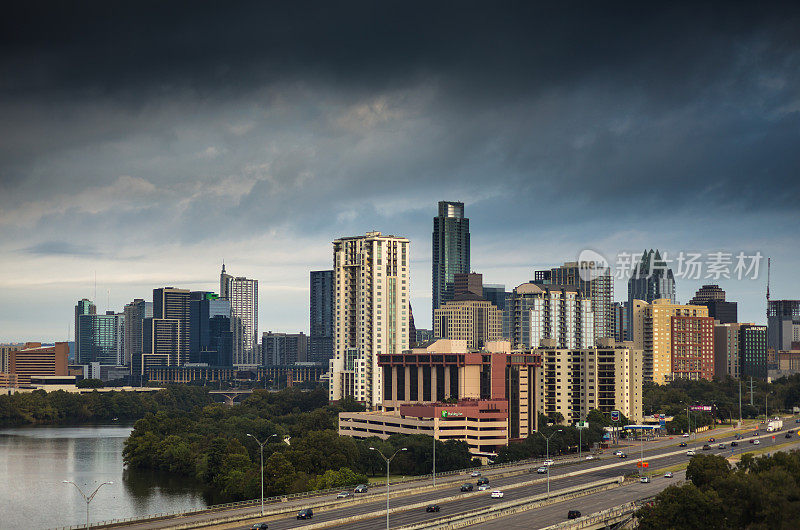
215,423,800,530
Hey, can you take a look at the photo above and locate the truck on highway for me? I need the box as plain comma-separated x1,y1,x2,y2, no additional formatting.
767,419,783,432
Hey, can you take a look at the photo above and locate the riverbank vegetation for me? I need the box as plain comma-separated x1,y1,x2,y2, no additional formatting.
637,451,800,528
0,386,212,425
122,387,477,502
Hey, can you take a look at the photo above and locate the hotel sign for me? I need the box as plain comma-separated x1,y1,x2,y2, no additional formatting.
690,405,713,412
441,410,464,418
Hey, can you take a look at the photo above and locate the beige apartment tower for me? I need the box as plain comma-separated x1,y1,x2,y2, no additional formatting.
329,232,410,408
434,295,502,349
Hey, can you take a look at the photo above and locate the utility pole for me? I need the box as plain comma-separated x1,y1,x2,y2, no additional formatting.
739,379,743,426
749,377,754,406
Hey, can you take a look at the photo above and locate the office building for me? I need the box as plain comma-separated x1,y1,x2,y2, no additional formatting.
329,231,410,407
123,299,152,368
534,339,643,424
310,270,334,364
74,298,97,362
507,282,595,350
189,292,233,366
262,332,309,366
220,265,259,367
76,311,125,365
153,287,191,364
483,284,509,312
537,261,613,340
714,322,743,379
433,294,502,349
689,285,737,324
432,201,470,318
740,324,768,379
453,272,483,298
612,302,628,343
6,342,69,385
768,300,800,352
630,299,711,384
0,343,23,374
139,318,180,375
414,328,434,343
627,250,676,339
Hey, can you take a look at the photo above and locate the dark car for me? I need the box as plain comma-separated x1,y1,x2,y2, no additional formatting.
679,442,687,447
426,505,440,513
460,484,474,492
731,441,739,447
354,484,368,493
568,510,582,519
251,524,268,530
702,444,711,450
735,434,742,440
708,437,716,443
297,509,313,520
786,432,793,438
619,453,628,458
749,439,755,444
477,477,489,486
796,419,800,424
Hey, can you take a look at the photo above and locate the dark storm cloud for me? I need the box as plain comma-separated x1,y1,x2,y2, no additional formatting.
24,241,101,257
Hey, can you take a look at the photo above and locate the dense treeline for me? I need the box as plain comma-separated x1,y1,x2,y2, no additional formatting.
637,451,800,528
644,375,800,434
123,388,477,502
0,385,212,426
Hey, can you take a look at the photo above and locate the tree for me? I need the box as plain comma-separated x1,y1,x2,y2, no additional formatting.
637,483,726,530
686,454,731,489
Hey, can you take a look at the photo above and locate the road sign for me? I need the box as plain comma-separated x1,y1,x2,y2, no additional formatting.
636,461,649,468
611,410,620,422
576,421,588,429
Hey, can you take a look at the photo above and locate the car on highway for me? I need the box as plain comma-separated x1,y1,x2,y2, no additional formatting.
585,455,595,460
686,450,696,456
754,439,761,445
796,418,800,424
543,459,554,466
786,432,793,438
251,524,268,530
618,452,628,458
296,509,313,520
664,472,674,478
735,434,742,440
477,477,489,486
471,471,481,477
682,433,690,438
537,466,548,474
679,442,687,447
718,443,725,449
478,484,490,491
749,438,755,444
354,484,368,493
460,484,474,492
426,505,440,513
731,441,739,447
336,491,352,499
640,476,651,483
702,444,711,451
491,490,504,498
708,437,716,443
567,510,582,519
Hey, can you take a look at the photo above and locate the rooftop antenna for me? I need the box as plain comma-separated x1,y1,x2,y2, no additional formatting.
766,257,771,317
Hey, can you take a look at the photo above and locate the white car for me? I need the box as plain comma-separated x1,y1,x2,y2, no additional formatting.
491,490,504,498
754,440,761,445
470,471,481,477
585,455,595,460
543,459,554,466
478,484,490,491
682,433,690,438
613,450,624,456
686,450,696,456
537,466,548,474
664,472,674,478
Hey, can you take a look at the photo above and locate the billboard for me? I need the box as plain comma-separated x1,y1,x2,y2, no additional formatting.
611,410,620,422
690,405,713,412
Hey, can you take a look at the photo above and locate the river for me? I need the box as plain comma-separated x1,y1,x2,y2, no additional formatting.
0,424,209,529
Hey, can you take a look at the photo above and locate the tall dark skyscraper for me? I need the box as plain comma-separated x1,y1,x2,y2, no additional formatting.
189,292,233,366
153,287,192,365
627,249,676,339
432,201,470,319
689,284,738,324
309,270,334,364
74,298,96,362
124,298,152,368
76,311,124,365
768,300,800,352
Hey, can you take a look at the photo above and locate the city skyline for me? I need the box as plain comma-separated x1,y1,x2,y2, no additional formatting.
2,3,800,342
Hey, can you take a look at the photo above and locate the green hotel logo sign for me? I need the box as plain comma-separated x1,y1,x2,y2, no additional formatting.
441,410,464,418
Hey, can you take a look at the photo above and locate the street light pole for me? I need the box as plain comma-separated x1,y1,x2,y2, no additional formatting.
432,435,436,487
247,433,277,516
370,446,407,530
535,429,562,498
63,480,113,529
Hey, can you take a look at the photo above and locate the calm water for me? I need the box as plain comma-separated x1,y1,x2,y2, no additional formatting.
0,425,208,529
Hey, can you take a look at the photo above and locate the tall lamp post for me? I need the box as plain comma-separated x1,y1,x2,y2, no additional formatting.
370,447,407,530
62,480,113,529
432,435,436,487
535,429,562,498
247,433,277,516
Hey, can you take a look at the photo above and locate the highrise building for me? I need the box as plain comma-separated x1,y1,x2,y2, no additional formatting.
153,287,191,365
714,322,743,379
309,270,334,364
74,298,96,362
453,272,483,298
140,318,180,375
0,343,23,374
329,231,410,407
189,292,233,366
432,201,470,318
483,284,508,311
740,324,768,379
612,302,628,343
768,300,800,352
76,311,125,365
123,299,152,368
6,342,68,385
434,294,502,349
627,250,676,338
689,285,737,324
538,261,614,339
262,332,308,366
507,283,595,350
630,299,711,384
220,265,259,367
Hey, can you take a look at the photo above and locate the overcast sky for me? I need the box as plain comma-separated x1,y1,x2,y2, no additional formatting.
1,2,799,342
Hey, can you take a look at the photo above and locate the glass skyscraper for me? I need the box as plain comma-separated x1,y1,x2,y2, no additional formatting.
189,292,233,366
77,311,124,365
627,249,676,339
309,270,334,364
432,201,470,319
